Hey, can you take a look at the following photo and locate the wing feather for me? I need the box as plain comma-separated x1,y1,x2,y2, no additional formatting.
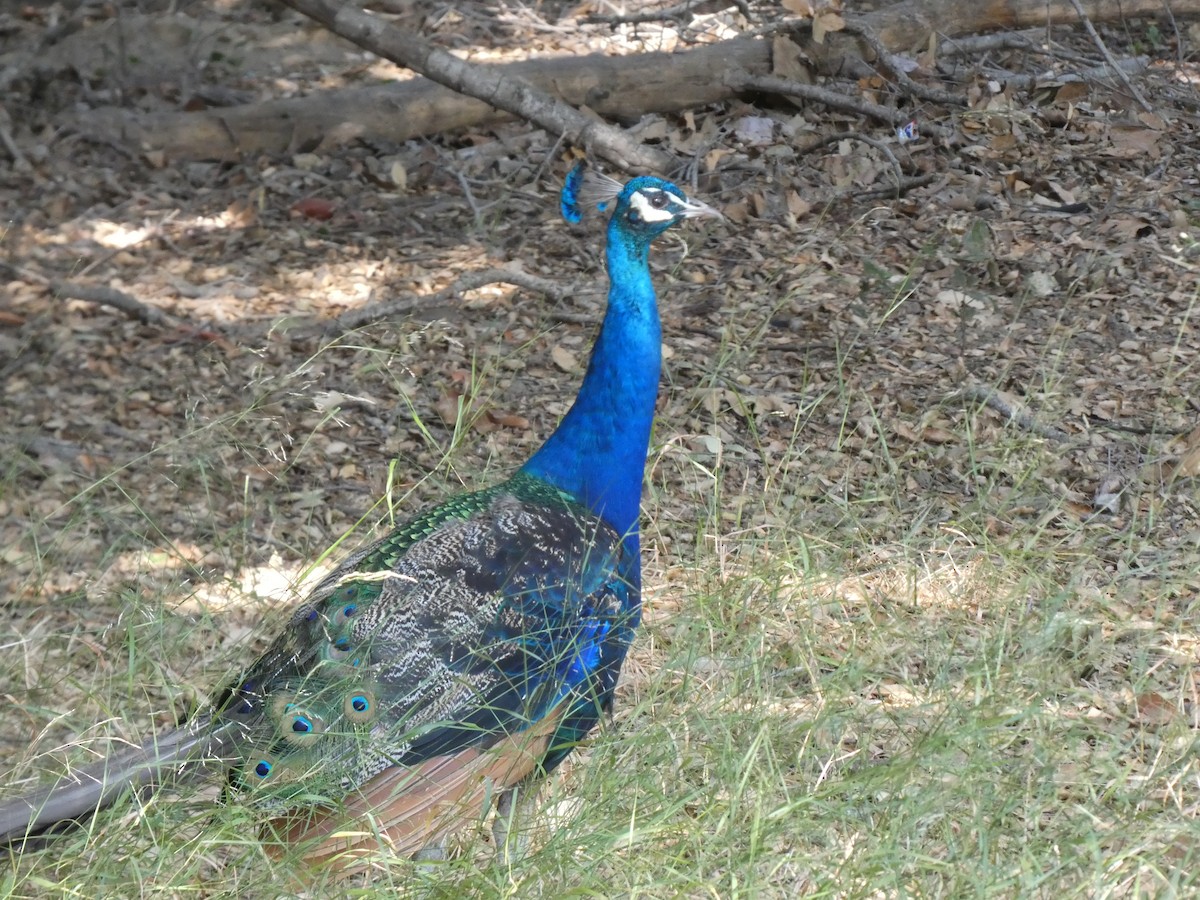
221,477,632,855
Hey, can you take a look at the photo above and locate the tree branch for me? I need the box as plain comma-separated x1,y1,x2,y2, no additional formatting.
276,0,674,174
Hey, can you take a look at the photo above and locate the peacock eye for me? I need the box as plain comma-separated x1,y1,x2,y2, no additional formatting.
649,192,669,209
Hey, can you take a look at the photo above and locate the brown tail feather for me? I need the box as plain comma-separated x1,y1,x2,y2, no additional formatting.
269,711,562,868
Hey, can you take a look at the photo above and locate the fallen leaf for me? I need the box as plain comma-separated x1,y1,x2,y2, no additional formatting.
1092,474,1122,514
487,410,531,430
1106,127,1160,158
435,391,462,427
735,116,776,147
291,198,336,220
389,159,408,191
922,427,956,444
723,199,750,224
219,198,257,229
1054,82,1088,104
771,34,811,83
812,11,845,43
786,190,812,218
1132,691,1177,728
1163,423,1200,480
551,345,578,372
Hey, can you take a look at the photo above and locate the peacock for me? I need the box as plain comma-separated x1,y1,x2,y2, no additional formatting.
0,163,720,870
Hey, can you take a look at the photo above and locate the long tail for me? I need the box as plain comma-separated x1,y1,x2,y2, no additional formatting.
0,716,241,847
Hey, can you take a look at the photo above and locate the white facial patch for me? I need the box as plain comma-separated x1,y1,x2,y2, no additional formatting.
629,189,676,223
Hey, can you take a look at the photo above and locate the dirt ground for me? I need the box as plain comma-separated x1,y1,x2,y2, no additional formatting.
1,0,1199,831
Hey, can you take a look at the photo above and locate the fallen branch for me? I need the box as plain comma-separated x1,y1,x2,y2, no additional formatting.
54,0,1187,163
937,29,1044,57
69,35,772,163
734,73,905,124
328,267,579,334
732,74,955,143
990,55,1150,92
583,0,722,26
277,0,672,174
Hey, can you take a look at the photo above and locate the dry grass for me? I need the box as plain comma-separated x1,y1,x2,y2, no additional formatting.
3,258,1199,896
3,17,1200,890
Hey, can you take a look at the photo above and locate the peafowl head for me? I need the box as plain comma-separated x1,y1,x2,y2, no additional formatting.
561,163,721,243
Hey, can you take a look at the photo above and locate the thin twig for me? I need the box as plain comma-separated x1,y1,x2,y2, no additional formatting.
0,105,29,171
807,131,906,191
50,281,182,328
841,20,965,107
1092,420,1192,437
1066,0,1153,111
960,385,1069,442
528,132,567,193
453,169,484,227
850,172,939,201
731,74,953,143
1160,0,1185,66
545,310,595,326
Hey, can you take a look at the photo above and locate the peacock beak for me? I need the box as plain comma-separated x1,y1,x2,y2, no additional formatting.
678,197,724,220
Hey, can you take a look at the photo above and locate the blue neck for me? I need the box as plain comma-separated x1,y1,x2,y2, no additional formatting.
521,223,662,551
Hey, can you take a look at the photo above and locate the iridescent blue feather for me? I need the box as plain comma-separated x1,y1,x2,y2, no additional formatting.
561,160,588,222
